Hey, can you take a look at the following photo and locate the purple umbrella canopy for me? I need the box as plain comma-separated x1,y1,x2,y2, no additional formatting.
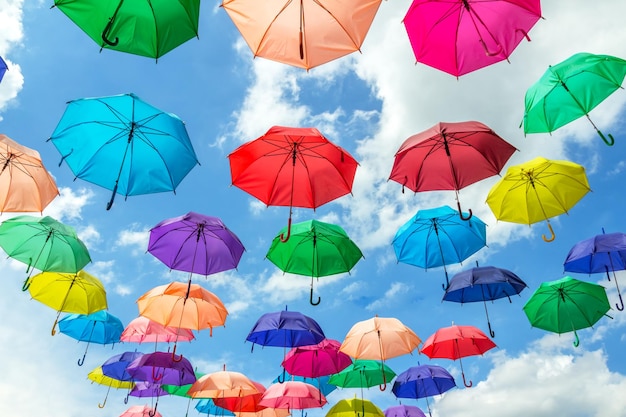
392,365,456,417
130,381,170,398
147,212,246,276
384,405,427,417
126,351,197,386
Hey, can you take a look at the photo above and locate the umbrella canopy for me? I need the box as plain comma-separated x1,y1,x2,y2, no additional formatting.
127,351,197,386
523,52,626,146
148,212,246,277
421,324,496,387
221,0,382,70
384,405,426,417
102,351,144,382
88,366,135,409
188,369,260,399
49,93,199,210
120,405,162,417
486,156,591,242
443,265,528,337
282,338,352,378
0,134,59,213
266,219,363,305
258,381,326,410
564,230,626,311
214,381,266,413
523,276,611,347
392,365,456,416
129,381,170,398
246,309,326,349
228,125,358,241
403,0,541,77
388,121,516,219
59,310,124,366
195,399,236,416
52,0,200,59
392,205,487,289
121,316,195,344
328,359,396,389
28,270,107,335
325,398,384,417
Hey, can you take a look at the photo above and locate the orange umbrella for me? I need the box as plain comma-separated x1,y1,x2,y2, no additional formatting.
0,134,59,213
188,368,260,399
221,0,383,70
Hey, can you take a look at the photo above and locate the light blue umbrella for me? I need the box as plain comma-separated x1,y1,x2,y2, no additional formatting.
58,310,124,366
195,399,235,416
48,93,199,210
392,206,487,289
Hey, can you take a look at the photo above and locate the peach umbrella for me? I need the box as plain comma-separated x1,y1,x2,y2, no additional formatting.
188,368,260,399
236,409,291,417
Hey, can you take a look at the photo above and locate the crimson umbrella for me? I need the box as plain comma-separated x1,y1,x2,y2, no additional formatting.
228,125,358,241
389,121,516,220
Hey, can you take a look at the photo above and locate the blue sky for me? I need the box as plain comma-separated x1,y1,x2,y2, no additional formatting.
1,1,626,417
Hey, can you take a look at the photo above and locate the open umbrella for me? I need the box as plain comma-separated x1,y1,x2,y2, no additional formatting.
188,368,260,399
161,371,206,417
0,134,59,213
258,381,326,410
325,397,384,417
58,310,124,366
120,405,162,417
443,265,528,337
486,156,591,242
388,121,516,219
213,381,266,413
523,276,612,347
267,219,363,305
88,366,135,409
195,399,236,416
392,365,456,417
48,93,199,210
237,409,291,417
282,338,352,378
228,125,358,241
52,0,200,60
523,52,626,146
328,360,396,400
102,351,144,383
392,205,487,289
121,316,195,345
221,0,382,70
403,0,542,77
420,324,496,388
564,230,626,311
384,405,426,417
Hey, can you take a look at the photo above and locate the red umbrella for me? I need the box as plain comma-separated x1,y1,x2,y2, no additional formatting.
282,338,352,378
228,126,358,241
214,381,267,413
258,381,326,410
420,324,496,388
389,121,516,220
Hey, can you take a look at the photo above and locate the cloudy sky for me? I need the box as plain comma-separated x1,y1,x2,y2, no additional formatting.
1,1,626,417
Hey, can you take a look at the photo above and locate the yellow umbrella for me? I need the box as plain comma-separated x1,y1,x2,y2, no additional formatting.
486,157,591,242
87,366,135,408
325,397,384,417
28,270,107,335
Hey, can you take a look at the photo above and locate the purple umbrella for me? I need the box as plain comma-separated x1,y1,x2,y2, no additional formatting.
129,381,170,416
148,212,245,277
384,405,427,417
126,351,197,386
392,365,456,417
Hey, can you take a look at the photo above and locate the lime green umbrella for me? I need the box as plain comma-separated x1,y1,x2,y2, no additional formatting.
523,276,612,347
266,219,363,306
53,0,200,60
523,52,626,146
328,360,396,397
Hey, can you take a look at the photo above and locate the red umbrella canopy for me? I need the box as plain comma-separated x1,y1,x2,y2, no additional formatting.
282,338,352,378
258,381,326,410
214,381,267,413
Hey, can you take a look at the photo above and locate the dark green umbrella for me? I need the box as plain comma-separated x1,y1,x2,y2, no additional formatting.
53,0,200,60
328,359,396,396
523,276,612,347
266,219,363,306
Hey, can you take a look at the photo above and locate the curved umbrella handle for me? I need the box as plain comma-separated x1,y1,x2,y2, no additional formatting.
106,183,119,210
457,201,472,221
309,287,320,306
462,372,473,388
98,397,107,408
573,330,580,347
487,321,495,338
277,367,286,383
152,367,163,381
77,352,87,366
124,394,129,404
51,315,60,336
279,217,292,242
597,130,615,146
21,277,31,292
379,369,387,391
616,293,624,311
172,344,184,362
542,223,555,242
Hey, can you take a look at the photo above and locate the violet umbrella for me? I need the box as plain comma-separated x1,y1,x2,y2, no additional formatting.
126,351,197,386
384,405,427,417
392,365,456,417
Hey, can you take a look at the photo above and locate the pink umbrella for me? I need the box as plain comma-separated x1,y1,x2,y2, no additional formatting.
121,316,195,344
281,339,352,378
120,405,162,417
258,381,326,410
403,0,542,77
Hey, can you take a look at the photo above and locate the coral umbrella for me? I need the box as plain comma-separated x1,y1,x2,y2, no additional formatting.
420,324,496,388
88,366,134,409
188,368,260,399
119,405,162,417
121,316,195,345
228,125,358,241
0,134,59,213
384,405,426,417
392,365,456,417
258,381,326,410
325,397,384,417
282,339,352,378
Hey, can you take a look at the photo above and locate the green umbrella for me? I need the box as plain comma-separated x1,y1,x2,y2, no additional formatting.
266,219,363,306
0,215,91,289
522,52,626,146
53,0,201,60
328,360,396,393
523,276,612,347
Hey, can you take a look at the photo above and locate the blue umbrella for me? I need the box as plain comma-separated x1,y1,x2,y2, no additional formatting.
195,399,235,416
48,93,199,210
0,55,7,83
100,351,144,407
58,310,124,366
392,365,456,417
392,206,487,289
564,230,626,311
442,265,528,337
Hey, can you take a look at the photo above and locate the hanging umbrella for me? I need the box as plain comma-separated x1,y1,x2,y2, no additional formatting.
420,324,496,388
325,397,384,417
58,310,124,366
188,368,260,399
266,219,364,305
48,93,199,210
221,0,382,70
213,381,266,413
273,372,337,397
442,265,528,337
148,212,246,277
564,230,626,311
130,381,170,398
121,316,195,344
282,338,352,378
523,276,612,347
0,215,91,288
486,156,591,242
102,351,144,383
228,125,358,241
28,270,107,335
403,0,541,77
120,405,162,417
237,409,291,417
388,121,517,219
258,381,326,410
0,134,59,213
392,365,456,417
339,316,420,390
88,366,135,409
523,52,626,146
0,55,6,83
195,398,236,416
384,405,426,417
328,360,396,389
392,205,487,289
52,0,200,60
161,371,206,417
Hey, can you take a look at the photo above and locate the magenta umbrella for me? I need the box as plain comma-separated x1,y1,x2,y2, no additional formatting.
403,0,542,77
281,338,352,378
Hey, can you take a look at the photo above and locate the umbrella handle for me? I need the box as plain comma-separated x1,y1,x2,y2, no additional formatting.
106,182,119,210
462,372,473,388
51,315,60,336
310,287,321,306
379,369,387,391
617,293,625,311
101,18,119,46
98,396,107,408
172,344,184,362
542,223,555,242
77,352,86,367
279,217,292,242
277,367,286,383
573,330,580,347
487,321,495,338
21,277,30,292
597,130,615,146
152,367,163,381
457,201,472,221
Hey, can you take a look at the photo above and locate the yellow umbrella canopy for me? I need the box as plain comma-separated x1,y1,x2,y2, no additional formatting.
486,156,591,242
325,397,384,417
28,270,107,335
87,366,135,408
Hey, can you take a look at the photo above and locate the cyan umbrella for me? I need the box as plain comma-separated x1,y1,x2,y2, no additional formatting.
195,398,236,416
392,205,487,289
48,93,199,210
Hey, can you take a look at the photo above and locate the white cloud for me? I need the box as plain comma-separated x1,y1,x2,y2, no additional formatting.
115,226,150,254
366,281,411,312
43,186,94,221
